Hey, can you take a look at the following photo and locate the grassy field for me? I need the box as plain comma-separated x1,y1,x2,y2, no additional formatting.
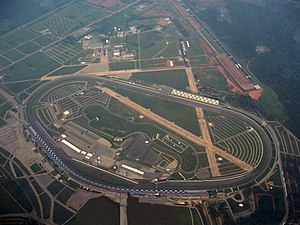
66,197,119,225
0,0,71,35
12,163,23,177
1,180,34,213
47,180,65,197
157,36,180,58
140,31,166,59
30,163,43,173
93,12,126,34
4,80,39,94
3,49,26,62
108,97,148,121
153,140,197,172
85,104,135,136
80,101,198,173
26,81,49,93
180,148,197,172
127,197,192,225
57,188,75,204
158,42,180,57
258,85,288,122
189,55,208,66
83,104,164,140
257,194,274,214
227,194,251,214
186,37,205,56
17,92,30,102
197,152,209,168
115,88,201,136
126,34,139,57
268,166,282,186
0,55,11,67
0,101,12,118
0,185,25,214
0,84,15,96
0,94,7,105
13,158,30,176
47,65,86,76
40,193,51,219
109,61,136,71
140,58,184,69
31,180,43,195
0,42,11,54
53,202,74,224
32,35,56,47
3,52,61,81
130,69,189,90
140,58,167,69
193,68,228,91
16,41,41,55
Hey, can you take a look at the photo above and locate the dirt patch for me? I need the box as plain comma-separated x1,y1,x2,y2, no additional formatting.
215,65,242,94
217,54,254,91
256,45,270,54
197,65,218,73
188,18,202,30
216,64,263,100
199,37,213,55
248,89,263,100
196,63,262,99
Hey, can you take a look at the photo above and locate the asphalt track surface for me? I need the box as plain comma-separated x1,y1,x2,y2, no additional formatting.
24,76,274,195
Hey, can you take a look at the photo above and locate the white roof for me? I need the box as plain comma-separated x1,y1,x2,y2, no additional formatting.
63,110,70,116
61,139,81,153
121,164,144,175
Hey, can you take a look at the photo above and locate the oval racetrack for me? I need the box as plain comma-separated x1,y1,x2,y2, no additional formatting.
24,76,275,195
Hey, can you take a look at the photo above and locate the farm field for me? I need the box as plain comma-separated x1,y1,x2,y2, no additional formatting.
0,185,25,214
130,69,189,90
47,65,87,77
2,52,61,81
66,197,119,225
0,0,71,35
4,80,39,94
127,197,193,225
0,0,113,82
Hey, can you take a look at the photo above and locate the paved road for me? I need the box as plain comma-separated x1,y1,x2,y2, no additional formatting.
24,76,275,195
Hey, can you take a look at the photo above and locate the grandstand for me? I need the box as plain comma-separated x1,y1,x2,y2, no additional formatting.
171,89,219,105
207,115,264,168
